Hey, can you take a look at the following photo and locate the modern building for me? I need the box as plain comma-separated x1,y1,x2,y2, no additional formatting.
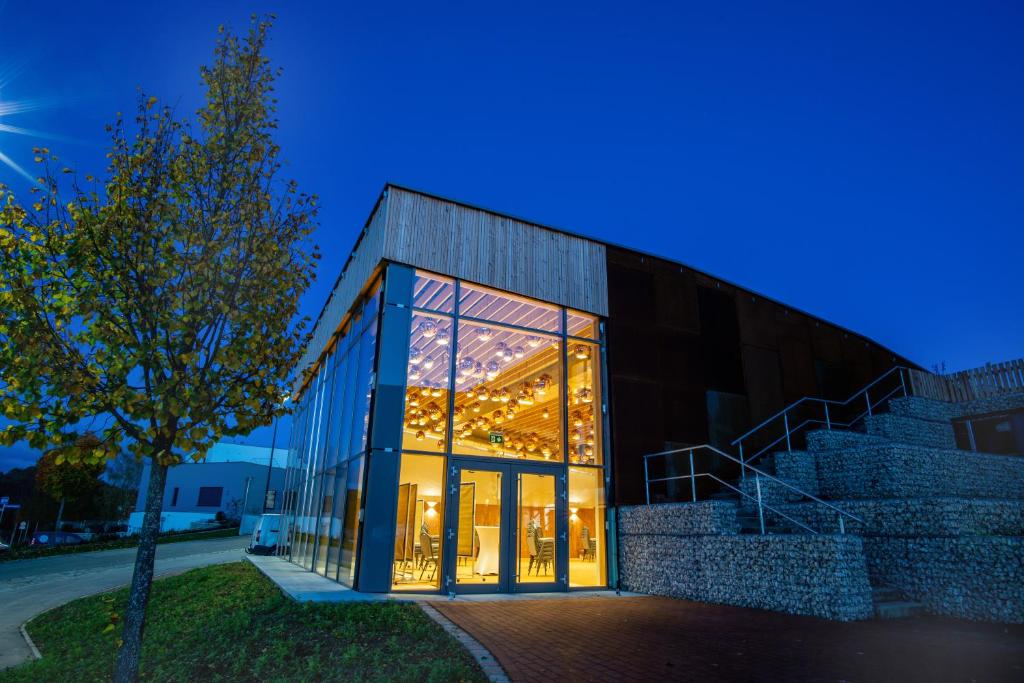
132,443,284,533
280,184,914,595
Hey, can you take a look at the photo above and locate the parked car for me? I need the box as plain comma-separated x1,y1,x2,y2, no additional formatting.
30,531,85,547
246,514,284,556
0,541,9,552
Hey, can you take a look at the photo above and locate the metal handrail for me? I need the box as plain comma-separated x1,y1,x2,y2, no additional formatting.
643,444,864,535
730,366,910,469
649,471,820,535
731,366,908,445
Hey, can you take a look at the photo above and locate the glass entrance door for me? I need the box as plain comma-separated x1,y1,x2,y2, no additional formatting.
447,460,565,594
452,465,505,589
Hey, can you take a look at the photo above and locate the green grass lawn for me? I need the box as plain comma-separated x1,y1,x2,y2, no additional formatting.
1,562,486,682
0,527,241,562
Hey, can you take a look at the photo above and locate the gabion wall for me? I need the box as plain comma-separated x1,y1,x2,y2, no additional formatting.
618,503,873,621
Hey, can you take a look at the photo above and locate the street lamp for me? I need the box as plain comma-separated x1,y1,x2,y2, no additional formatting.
263,394,289,512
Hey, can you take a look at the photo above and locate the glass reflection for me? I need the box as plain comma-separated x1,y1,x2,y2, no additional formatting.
452,322,561,461
403,313,452,452
338,456,364,586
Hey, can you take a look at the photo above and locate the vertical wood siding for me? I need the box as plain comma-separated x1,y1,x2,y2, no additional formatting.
293,195,388,389
383,188,608,316
294,186,610,393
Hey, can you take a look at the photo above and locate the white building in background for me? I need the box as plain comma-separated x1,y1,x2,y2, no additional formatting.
130,442,285,534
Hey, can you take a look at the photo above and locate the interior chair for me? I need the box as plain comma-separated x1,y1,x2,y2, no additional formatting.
526,527,539,575
581,526,597,561
419,530,438,581
533,527,554,576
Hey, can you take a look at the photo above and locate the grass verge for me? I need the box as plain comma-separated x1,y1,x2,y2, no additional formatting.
1,561,485,682
0,527,241,562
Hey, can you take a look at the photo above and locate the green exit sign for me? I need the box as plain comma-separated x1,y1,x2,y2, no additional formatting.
488,432,504,445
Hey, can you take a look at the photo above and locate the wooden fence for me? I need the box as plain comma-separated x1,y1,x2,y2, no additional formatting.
907,359,1024,403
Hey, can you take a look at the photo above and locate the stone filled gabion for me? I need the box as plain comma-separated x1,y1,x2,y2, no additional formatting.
618,501,738,536
814,443,1024,500
616,522,874,622
864,413,958,449
622,395,1024,625
863,536,1024,623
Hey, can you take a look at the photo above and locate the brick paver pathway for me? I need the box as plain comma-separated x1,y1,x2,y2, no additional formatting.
432,596,1024,682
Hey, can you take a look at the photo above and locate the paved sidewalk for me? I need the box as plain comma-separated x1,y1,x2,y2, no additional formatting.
0,536,247,671
246,553,636,603
432,596,1024,682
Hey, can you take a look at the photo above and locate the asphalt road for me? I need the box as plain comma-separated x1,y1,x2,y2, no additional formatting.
0,535,248,670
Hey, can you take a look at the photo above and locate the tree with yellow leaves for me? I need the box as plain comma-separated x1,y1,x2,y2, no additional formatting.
0,17,317,682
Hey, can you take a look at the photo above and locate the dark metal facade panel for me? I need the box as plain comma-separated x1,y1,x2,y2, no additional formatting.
605,244,916,505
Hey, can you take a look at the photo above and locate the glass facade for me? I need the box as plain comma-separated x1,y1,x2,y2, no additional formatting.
285,264,609,593
280,279,381,587
391,453,446,590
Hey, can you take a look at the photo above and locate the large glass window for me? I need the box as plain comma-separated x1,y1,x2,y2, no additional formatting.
285,280,379,577
323,460,347,579
458,282,562,333
314,471,335,576
567,310,598,340
452,322,562,461
413,270,455,313
568,466,606,587
403,313,452,453
338,455,365,586
567,340,602,465
391,454,446,590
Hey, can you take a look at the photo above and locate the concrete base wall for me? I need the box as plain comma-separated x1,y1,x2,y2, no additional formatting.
618,504,873,621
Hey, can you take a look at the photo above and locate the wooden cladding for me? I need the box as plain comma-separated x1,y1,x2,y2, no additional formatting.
295,186,609,390
908,360,1024,403
384,188,608,317
294,195,388,386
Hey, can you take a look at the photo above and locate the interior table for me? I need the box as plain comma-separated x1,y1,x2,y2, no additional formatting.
474,525,500,576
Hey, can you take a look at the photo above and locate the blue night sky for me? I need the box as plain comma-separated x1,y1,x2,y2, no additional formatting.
1,1,1021,471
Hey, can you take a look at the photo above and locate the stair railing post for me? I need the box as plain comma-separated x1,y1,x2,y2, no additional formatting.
838,514,845,535
644,455,651,505
738,442,745,481
824,402,831,430
866,391,872,417
898,367,907,398
966,420,977,452
688,448,697,503
783,412,792,452
755,475,765,535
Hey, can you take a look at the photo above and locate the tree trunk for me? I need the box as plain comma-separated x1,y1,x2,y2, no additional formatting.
115,460,168,683
55,497,65,533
